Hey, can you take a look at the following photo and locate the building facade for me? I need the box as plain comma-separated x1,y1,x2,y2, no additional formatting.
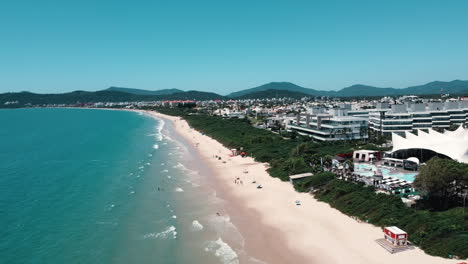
287,114,369,141
369,101,468,136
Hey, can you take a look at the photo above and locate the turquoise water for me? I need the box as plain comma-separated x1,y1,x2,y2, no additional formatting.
0,108,250,264
354,163,417,182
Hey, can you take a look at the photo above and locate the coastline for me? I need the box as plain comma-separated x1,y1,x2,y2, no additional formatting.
144,110,457,264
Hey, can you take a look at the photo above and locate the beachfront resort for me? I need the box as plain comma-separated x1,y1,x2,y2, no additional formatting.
2,92,468,261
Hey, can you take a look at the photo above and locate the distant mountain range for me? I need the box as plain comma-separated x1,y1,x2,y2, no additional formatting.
1,80,467,107
227,80,468,97
234,89,310,99
0,90,225,107
106,87,183,95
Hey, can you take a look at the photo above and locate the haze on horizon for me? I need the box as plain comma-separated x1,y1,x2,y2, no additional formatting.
1,0,468,95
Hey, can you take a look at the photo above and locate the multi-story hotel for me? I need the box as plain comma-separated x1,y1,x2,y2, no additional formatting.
287,108,369,141
368,101,468,136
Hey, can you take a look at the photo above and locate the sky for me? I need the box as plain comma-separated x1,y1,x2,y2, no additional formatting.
1,0,468,95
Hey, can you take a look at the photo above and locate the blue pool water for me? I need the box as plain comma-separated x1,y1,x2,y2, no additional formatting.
354,163,417,182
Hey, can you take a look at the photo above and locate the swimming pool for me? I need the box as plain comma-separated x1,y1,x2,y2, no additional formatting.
354,163,417,182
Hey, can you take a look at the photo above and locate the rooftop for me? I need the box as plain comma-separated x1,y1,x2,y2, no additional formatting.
289,172,314,180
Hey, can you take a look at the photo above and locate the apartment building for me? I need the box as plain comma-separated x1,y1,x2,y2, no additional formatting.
287,112,369,141
369,101,468,136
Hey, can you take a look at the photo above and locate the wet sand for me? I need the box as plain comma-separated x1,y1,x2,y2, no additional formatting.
144,110,456,264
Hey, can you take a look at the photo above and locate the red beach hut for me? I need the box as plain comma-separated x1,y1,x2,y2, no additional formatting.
383,226,408,246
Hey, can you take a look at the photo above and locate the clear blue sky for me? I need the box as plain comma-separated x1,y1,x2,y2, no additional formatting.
1,0,468,95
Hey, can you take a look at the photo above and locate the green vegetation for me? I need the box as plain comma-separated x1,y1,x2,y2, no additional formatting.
316,180,468,258
414,158,468,211
154,108,467,258
156,107,385,181
294,172,335,192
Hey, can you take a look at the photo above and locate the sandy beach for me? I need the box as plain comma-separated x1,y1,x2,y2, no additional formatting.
145,110,457,264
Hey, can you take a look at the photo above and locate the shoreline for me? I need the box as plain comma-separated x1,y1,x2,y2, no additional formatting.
151,110,308,264
144,110,457,264
17,107,458,263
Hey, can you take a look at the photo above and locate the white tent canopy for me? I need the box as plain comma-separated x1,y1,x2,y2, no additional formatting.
391,126,468,163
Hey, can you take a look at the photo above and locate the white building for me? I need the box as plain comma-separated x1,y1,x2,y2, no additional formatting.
369,101,468,136
287,113,369,141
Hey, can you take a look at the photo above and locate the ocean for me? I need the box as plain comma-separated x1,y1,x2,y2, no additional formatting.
0,108,253,264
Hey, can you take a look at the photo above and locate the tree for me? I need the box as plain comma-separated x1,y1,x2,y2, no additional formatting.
344,159,354,172
359,126,368,142
323,155,333,168
413,157,468,210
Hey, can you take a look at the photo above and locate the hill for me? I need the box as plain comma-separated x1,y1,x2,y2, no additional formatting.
234,89,311,99
157,91,226,101
106,87,183,95
229,80,468,98
227,82,322,97
0,90,225,107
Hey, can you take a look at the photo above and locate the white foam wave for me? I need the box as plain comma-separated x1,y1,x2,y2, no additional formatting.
161,169,169,173
163,134,174,141
172,215,177,219
208,215,245,247
173,162,186,169
175,187,184,192
205,238,239,264
143,226,177,240
153,119,165,141
173,162,199,175
191,220,204,231
153,144,159,149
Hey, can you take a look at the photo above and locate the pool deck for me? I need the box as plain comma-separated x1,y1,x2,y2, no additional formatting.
354,161,418,182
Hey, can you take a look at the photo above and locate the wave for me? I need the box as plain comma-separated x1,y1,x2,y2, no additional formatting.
173,162,199,176
204,238,239,264
191,220,204,231
153,119,165,141
172,162,186,169
143,226,177,240
153,144,159,149
208,215,245,247
175,187,184,192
